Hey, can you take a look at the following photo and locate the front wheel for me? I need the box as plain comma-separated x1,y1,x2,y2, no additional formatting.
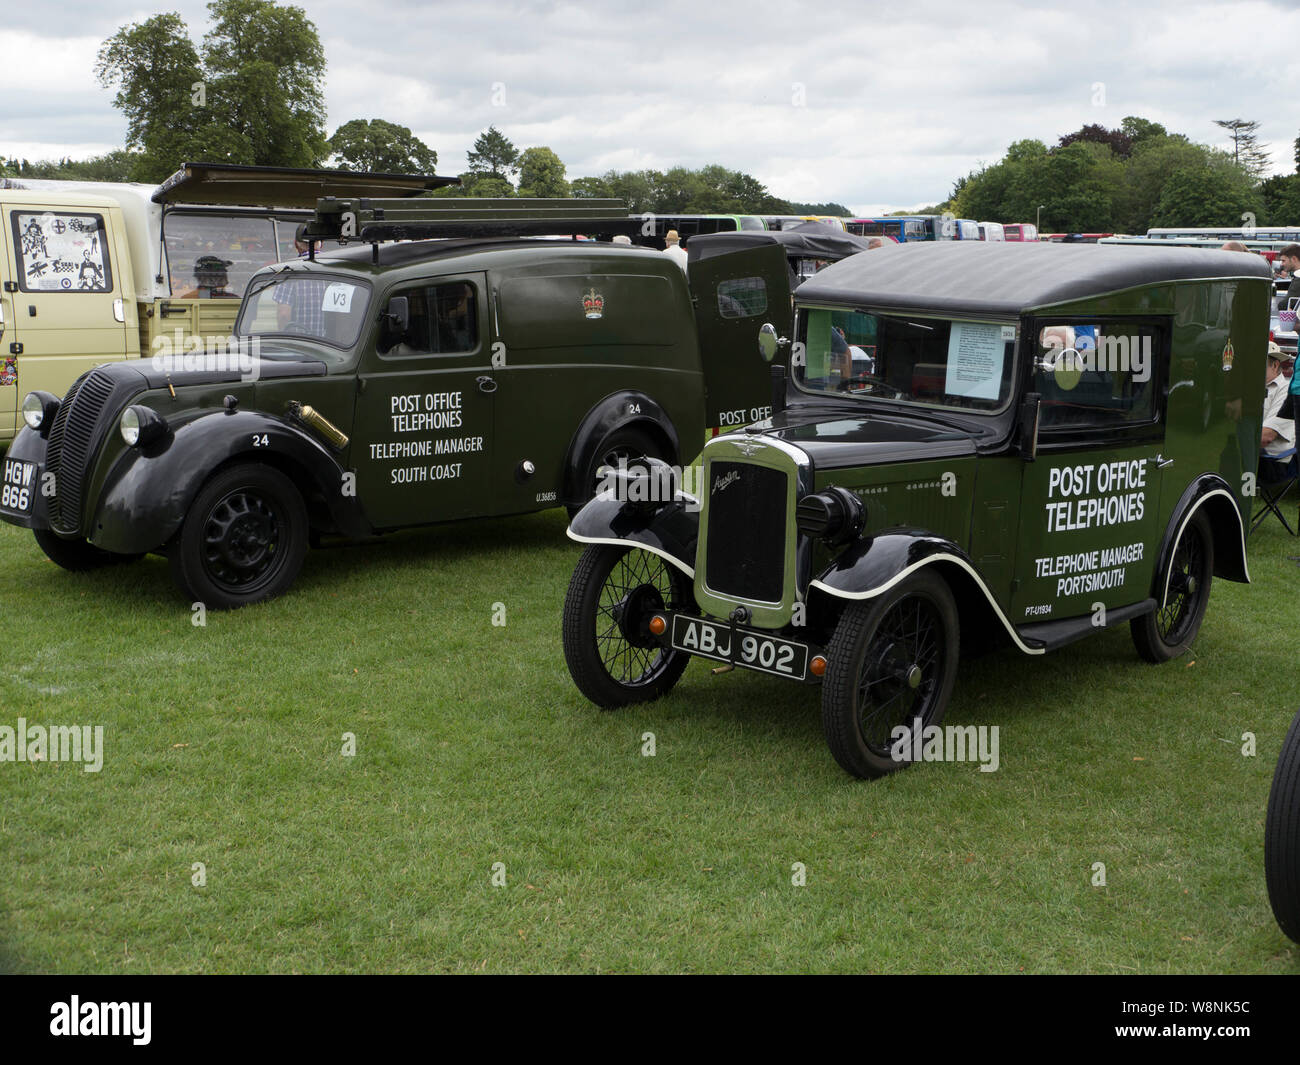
821,571,960,779
567,426,668,519
168,463,308,609
562,544,692,708
1130,511,1213,663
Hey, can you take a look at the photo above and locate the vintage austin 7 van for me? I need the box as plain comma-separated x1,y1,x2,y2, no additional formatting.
563,242,1271,779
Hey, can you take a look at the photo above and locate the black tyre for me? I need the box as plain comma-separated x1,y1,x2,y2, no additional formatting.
1266,707,1300,944
567,426,667,519
821,571,960,779
562,544,692,708
1130,511,1213,663
168,463,308,609
33,528,139,571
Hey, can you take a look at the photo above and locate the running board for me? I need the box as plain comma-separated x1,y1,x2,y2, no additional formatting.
1016,599,1157,652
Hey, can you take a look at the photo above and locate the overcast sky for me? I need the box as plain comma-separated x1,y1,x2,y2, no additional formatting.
3,0,1296,214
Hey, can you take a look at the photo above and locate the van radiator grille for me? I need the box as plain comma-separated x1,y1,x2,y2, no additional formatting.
704,461,787,602
45,369,116,535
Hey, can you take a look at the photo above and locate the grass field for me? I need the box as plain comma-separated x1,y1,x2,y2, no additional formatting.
1,507,1298,974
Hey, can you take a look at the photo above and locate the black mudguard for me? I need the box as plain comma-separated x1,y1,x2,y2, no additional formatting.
566,493,700,578
1152,475,1250,604
0,426,52,530
561,391,682,508
90,410,368,554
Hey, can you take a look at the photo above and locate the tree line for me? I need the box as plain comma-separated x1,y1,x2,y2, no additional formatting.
2,0,1295,230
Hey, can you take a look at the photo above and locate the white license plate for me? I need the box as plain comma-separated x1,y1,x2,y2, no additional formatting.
1,459,36,515
670,614,809,680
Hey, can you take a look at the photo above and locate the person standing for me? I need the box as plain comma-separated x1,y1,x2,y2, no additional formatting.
1277,244,1300,311
661,229,688,273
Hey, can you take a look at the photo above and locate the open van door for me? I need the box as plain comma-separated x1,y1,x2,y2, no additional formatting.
688,237,793,429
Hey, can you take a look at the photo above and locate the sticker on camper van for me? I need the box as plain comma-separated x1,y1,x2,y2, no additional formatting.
12,212,111,294
945,322,1005,401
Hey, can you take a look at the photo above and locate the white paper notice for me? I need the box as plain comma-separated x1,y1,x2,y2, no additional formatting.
945,322,1005,400
322,282,356,313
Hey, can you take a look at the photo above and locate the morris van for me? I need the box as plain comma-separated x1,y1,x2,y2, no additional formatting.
563,242,1271,779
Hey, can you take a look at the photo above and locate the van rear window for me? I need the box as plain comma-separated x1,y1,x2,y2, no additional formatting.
12,211,112,293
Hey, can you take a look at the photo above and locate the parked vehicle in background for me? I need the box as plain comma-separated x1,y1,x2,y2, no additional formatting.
846,217,931,242
563,242,1270,779
1003,223,1039,242
0,162,451,444
978,222,1005,242
1042,233,1114,243
1147,226,1300,242
0,197,815,606
951,219,981,240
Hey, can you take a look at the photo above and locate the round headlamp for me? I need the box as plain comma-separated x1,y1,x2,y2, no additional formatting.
795,487,865,545
119,405,168,448
22,391,59,432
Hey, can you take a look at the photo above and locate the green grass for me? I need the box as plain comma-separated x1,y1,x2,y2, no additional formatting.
0,509,1298,973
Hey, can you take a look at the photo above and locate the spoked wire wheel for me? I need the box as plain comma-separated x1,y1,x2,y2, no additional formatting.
563,544,692,707
1131,511,1213,663
822,571,959,779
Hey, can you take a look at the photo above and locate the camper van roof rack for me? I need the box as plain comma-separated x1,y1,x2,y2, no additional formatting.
152,162,458,207
304,197,639,243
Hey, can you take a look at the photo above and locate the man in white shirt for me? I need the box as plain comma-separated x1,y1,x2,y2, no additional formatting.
1262,341,1296,458
661,229,688,273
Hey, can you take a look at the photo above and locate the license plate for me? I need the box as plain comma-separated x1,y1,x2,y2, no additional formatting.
670,614,809,680
1,459,36,515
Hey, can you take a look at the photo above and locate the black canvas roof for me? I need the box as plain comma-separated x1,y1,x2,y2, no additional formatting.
689,222,874,263
795,241,1272,317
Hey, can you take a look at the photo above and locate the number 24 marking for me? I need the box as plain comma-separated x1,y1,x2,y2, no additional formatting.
252,433,269,447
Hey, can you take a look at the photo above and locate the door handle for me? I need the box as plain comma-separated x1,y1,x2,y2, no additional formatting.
1150,454,1174,469
476,375,497,394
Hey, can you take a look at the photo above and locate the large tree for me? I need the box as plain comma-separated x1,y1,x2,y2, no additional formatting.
329,119,437,173
1214,118,1270,181
466,127,519,182
96,0,328,183
516,146,569,197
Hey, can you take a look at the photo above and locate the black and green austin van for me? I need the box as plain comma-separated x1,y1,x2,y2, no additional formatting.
562,242,1272,779
0,197,809,608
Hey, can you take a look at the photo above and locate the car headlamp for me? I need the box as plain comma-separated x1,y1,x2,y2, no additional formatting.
120,405,168,448
795,487,865,544
22,391,59,433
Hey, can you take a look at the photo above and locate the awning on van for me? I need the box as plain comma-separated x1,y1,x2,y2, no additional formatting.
152,162,459,207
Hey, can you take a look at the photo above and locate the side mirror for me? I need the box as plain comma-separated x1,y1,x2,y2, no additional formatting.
383,296,409,337
1019,392,1041,461
757,322,787,362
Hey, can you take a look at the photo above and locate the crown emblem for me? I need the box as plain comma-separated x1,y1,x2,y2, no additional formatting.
582,288,604,319
1221,339,1234,372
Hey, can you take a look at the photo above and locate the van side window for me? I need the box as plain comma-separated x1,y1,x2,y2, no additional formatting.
717,277,767,319
381,282,479,356
1035,322,1163,430
12,211,112,293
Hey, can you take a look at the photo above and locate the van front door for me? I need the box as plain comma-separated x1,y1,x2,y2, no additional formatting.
351,273,495,528
1011,319,1170,623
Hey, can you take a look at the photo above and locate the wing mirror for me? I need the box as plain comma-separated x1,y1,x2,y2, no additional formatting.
757,322,788,362
383,296,410,337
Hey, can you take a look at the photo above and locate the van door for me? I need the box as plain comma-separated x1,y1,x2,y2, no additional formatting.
351,272,495,528
2,203,131,420
1011,318,1170,622
689,243,792,429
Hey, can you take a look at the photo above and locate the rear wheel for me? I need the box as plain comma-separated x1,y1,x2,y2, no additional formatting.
562,544,692,707
821,571,960,779
567,426,668,519
34,528,139,571
1131,511,1213,663
168,464,308,609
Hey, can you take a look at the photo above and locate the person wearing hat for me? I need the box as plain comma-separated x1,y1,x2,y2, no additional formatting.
180,255,238,299
661,229,688,273
1263,340,1296,458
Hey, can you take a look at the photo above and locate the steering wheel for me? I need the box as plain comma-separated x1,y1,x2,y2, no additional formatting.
280,322,310,335
838,374,904,398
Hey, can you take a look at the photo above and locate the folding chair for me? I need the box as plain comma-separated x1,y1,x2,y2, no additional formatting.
1253,447,1298,535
